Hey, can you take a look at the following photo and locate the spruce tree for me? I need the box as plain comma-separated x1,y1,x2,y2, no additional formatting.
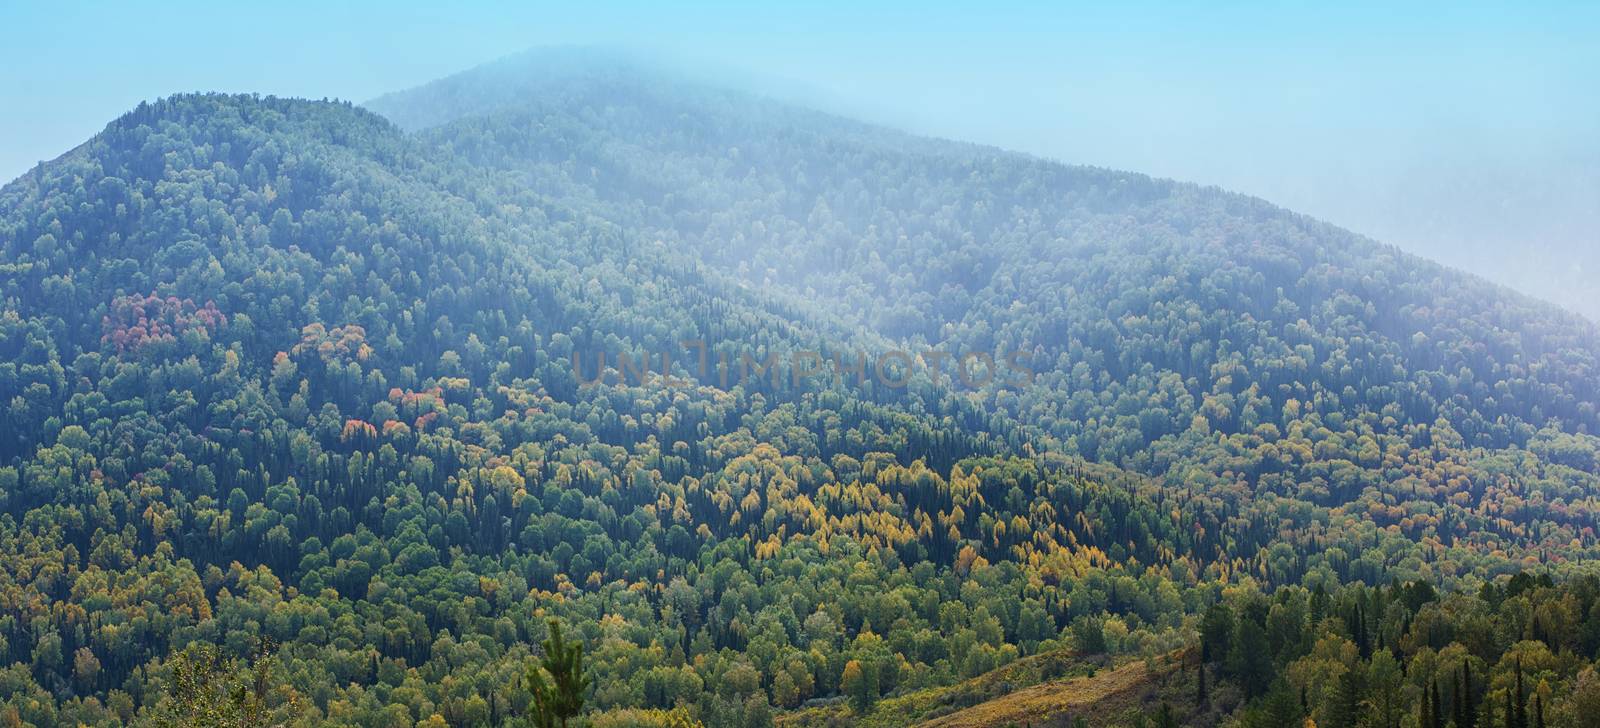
1514,660,1526,728
1327,667,1362,728
1226,618,1273,699
1440,681,1452,728
1353,603,1370,658
1155,702,1177,728
525,621,591,728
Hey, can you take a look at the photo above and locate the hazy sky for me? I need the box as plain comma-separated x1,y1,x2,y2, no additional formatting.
3,1,1597,318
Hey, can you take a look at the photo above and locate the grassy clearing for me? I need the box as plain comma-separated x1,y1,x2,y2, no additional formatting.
777,649,1197,728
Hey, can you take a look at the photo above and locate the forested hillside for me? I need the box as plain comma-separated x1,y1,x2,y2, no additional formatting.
371,51,1600,584
0,50,1595,727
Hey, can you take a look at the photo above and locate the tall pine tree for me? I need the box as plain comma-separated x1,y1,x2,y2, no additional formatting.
524,621,590,728
1515,660,1527,728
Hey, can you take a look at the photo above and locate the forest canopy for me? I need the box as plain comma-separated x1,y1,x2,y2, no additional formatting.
0,50,1596,727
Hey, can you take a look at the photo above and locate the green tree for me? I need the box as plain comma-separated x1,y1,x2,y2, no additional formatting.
1200,604,1233,664
842,660,869,714
1324,665,1363,728
525,621,591,728
1226,616,1272,698
1363,650,1405,728
1154,702,1178,728
149,640,302,728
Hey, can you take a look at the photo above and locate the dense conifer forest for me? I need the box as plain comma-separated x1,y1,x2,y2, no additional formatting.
1,50,1597,726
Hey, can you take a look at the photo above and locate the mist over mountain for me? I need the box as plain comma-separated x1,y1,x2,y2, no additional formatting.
366,44,1600,323
1199,143,1600,323
0,48,1598,728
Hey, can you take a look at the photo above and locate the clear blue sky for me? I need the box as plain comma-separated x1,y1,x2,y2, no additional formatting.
2,1,1597,317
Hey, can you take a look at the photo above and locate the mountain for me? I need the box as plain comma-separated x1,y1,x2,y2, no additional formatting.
0,50,1596,727
372,50,1600,571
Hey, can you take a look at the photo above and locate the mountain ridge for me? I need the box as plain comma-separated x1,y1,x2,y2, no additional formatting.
364,49,1600,332
368,52,1600,340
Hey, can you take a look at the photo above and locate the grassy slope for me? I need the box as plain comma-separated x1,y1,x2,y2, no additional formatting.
918,654,1174,728
778,650,1211,728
